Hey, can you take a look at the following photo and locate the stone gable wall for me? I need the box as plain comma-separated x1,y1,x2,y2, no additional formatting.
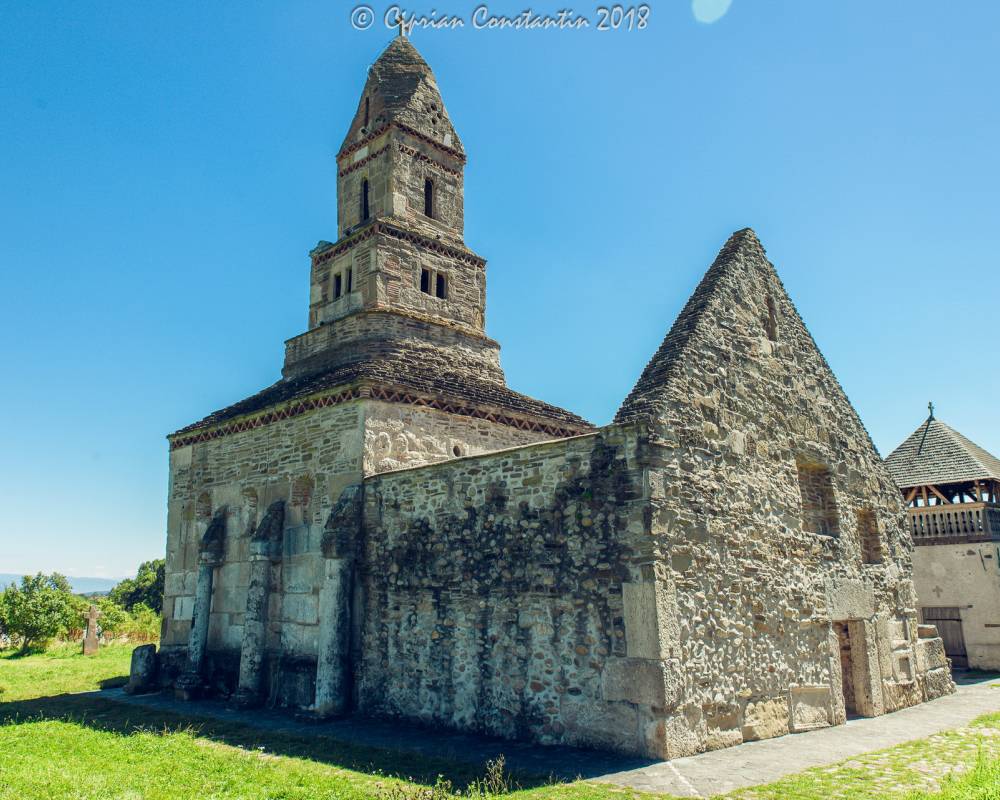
636,248,952,755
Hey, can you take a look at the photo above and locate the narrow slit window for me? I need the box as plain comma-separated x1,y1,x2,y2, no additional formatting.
435,272,447,299
346,267,353,293
333,273,343,299
765,294,779,341
364,97,369,128
424,178,434,218
360,178,370,222
420,268,430,294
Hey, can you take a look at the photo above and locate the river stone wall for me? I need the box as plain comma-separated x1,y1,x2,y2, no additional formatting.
358,425,664,755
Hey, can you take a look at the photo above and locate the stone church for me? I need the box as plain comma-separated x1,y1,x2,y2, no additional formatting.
153,35,953,758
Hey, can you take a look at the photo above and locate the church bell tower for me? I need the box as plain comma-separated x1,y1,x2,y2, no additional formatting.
281,34,491,387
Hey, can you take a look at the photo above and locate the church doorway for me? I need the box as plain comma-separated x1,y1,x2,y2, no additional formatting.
834,621,860,717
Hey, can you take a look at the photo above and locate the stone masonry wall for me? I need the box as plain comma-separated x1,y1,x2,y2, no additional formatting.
162,397,565,705
163,401,366,671
357,426,668,755
363,401,552,474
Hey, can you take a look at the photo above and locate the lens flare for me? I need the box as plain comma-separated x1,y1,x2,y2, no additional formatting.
692,0,733,24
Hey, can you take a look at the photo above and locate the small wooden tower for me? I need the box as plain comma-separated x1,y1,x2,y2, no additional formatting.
886,407,1000,668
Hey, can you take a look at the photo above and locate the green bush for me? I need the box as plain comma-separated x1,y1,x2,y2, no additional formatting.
86,599,160,644
122,603,160,642
94,597,130,639
0,573,78,653
109,559,165,614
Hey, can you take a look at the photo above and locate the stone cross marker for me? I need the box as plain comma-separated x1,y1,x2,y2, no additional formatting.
82,605,101,656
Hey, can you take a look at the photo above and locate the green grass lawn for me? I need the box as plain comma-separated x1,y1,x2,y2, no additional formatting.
1,646,999,799
0,641,133,701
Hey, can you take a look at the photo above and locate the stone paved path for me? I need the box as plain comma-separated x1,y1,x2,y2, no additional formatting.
100,672,1000,798
597,672,1000,797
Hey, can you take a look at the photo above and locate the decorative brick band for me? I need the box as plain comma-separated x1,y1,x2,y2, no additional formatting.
311,226,377,265
169,387,363,449
367,385,589,438
378,223,484,267
169,382,588,450
338,144,390,178
338,122,465,164
312,221,484,269
397,143,462,177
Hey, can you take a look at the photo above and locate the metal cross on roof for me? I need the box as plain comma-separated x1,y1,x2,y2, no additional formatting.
928,401,935,420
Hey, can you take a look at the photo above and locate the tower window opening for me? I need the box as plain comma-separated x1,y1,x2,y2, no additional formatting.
435,272,447,299
424,178,434,218
346,267,353,293
361,178,370,222
334,273,343,299
420,268,430,294
364,96,369,128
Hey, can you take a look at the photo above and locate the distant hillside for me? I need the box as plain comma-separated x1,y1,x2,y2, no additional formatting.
0,573,121,595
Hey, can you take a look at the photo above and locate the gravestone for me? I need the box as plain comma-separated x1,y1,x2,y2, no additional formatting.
82,605,100,656
125,644,158,694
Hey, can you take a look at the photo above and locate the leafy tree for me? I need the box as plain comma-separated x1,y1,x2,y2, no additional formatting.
63,593,91,641
0,573,76,652
95,597,129,639
124,603,161,642
109,559,165,614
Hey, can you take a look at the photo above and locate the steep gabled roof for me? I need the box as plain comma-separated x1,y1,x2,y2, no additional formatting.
615,228,762,423
886,418,1000,488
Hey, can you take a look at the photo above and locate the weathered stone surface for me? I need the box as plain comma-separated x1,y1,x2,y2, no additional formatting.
125,644,158,695
789,686,833,732
82,605,100,656
742,698,790,741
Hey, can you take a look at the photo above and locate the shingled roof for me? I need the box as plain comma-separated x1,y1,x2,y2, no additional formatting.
885,418,1000,489
171,354,593,439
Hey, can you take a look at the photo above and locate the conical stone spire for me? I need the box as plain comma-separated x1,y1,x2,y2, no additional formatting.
339,37,463,158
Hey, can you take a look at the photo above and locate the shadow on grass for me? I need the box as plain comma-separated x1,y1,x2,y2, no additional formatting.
0,692,649,790
0,648,43,660
98,676,128,690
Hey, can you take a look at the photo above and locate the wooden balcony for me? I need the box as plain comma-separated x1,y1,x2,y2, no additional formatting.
907,502,1000,544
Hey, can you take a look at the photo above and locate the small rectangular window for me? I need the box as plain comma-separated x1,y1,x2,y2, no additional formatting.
796,460,840,537
346,268,353,293
420,268,430,294
435,273,447,299
334,273,342,299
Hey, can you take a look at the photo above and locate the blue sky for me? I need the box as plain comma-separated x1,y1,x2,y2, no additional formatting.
1,1,997,578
